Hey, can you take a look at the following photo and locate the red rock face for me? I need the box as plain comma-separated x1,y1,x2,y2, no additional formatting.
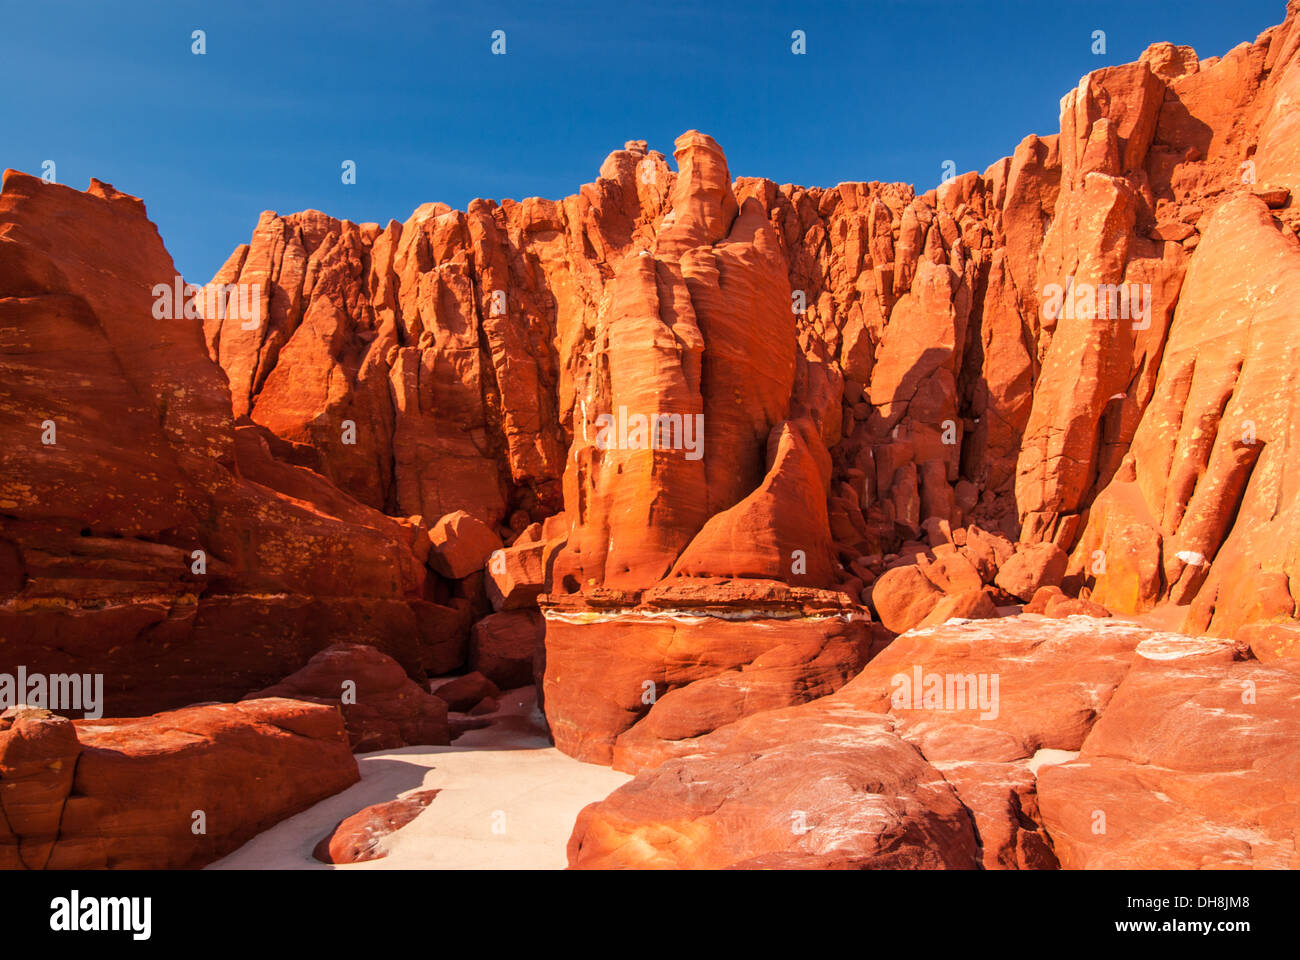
0,701,357,869
569,705,981,869
202,141,676,531
1071,193,1300,634
0,171,463,716
3,3,1300,872
567,616,1282,869
1037,636,1300,868
543,580,874,769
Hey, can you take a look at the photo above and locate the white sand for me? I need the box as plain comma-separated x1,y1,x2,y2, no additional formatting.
207,689,630,870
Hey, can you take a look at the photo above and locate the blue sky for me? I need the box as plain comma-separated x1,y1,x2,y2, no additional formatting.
0,0,1286,281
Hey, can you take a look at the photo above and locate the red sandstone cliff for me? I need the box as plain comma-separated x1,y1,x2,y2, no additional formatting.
194,4,1300,758
2,1,1300,871
201,7,1300,628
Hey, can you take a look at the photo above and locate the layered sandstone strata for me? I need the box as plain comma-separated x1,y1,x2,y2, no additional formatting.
0,172,464,715
542,579,876,769
191,6,1300,767
0,3,1297,810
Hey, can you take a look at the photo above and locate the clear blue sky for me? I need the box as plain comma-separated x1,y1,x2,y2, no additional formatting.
1,0,1287,282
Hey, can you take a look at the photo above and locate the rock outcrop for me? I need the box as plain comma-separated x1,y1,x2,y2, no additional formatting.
1037,635,1300,868
3,0,1300,873
242,643,449,751
544,579,876,769
0,171,465,716
9,4,1300,724
0,700,358,869
568,617,1297,869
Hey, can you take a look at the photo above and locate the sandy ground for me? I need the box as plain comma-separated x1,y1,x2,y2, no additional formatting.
208,689,630,870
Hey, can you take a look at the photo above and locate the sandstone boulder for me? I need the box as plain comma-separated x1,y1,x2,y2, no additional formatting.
1238,622,1300,663
995,542,1068,602
570,705,980,869
870,564,945,633
430,672,501,712
313,789,439,864
470,611,543,690
915,589,999,629
429,510,503,580
243,643,449,751
1,700,358,869
1038,636,1300,868
544,579,872,768
487,530,548,611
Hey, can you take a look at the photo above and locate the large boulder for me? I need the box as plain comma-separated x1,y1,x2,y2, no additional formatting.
243,643,449,751
1,700,358,869
429,510,503,580
1038,636,1300,868
0,708,81,870
543,579,873,769
915,588,998,629
470,611,543,691
994,542,1068,602
486,528,548,611
429,671,500,712
1237,622,1300,663
870,564,945,633
568,616,1167,868
570,705,980,869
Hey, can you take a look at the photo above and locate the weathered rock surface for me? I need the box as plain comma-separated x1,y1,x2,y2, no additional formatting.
0,700,358,869
242,643,449,751
470,610,543,690
313,789,439,864
1238,621,1300,662
0,170,464,716
543,579,874,769
995,542,1069,603
429,510,503,580
3,3,1300,872
1071,193,1300,635
569,616,1297,869
486,524,550,611
430,671,500,712
1038,635,1300,868
569,704,980,869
